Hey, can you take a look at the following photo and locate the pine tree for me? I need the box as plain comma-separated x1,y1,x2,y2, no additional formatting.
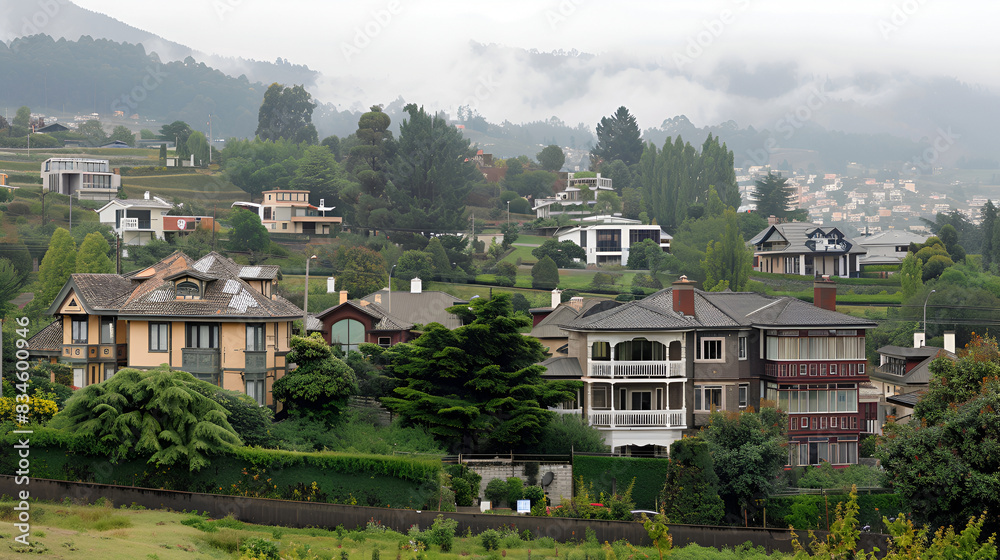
591,106,643,166
38,228,76,307
76,232,113,273
426,237,452,278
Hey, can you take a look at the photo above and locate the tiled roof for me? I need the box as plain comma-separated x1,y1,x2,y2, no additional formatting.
750,222,867,255
27,320,62,352
69,273,136,309
565,288,877,332
359,291,466,329
316,300,414,332
531,299,615,339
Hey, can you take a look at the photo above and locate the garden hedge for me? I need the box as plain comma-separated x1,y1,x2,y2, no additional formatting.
572,455,670,510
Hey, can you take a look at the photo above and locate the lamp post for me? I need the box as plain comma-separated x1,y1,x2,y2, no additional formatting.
922,289,936,346
506,200,510,225
388,264,397,313
303,254,317,334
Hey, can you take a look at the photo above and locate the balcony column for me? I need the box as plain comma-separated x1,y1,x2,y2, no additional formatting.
799,254,806,276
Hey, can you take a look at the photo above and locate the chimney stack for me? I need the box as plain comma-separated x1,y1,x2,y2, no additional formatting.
374,293,382,305
551,288,562,308
569,297,584,311
339,290,348,305
944,331,956,354
327,277,336,293
672,276,696,317
813,275,837,312
913,332,926,348
411,277,422,294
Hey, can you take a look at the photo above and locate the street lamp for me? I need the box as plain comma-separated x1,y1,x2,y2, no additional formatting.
303,255,318,334
506,200,510,225
922,289,936,345
388,264,397,313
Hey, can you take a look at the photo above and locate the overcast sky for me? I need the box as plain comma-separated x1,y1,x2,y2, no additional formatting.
67,0,1000,131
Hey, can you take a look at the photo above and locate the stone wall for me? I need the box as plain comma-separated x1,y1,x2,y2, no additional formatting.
464,462,574,507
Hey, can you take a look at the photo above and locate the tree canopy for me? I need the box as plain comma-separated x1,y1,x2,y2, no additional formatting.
702,209,754,291
752,172,807,221
50,366,242,471
256,83,318,144
272,333,358,424
380,293,580,452
333,245,388,299
536,144,566,171
76,232,113,274
38,228,76,308
592,106,643,166
531,239,586,268
227,208,270,262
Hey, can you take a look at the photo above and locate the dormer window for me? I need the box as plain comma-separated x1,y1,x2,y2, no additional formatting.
176,280,200,299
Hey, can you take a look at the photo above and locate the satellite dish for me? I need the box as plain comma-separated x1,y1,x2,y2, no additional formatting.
541,472,554,487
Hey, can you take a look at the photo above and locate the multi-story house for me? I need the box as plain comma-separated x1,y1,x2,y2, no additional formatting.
857,230,927,270
750,222,867,278
27,251,302,405
232,189,341,235
97,192,215,246
41,157,122,200
558,277,876,464
869,332,956,430
555,216,671,266
532,173,614,218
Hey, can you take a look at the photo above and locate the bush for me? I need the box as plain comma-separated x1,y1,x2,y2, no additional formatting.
240,537,280,560
484,478,507,507
632,273,662,290
429,514,458,551
451,477,474,507
522,485,544,506
480,529,501,551
494,276,514,287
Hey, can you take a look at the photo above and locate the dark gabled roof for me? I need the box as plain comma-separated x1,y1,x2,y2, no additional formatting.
564,287,877,332
359,290,466,329
539,355,583,378
877,345,946,359
870,345,956,386
750,222,867,255
315,300,414,332
531,299,615,339
46,273,136,315
27,320,63,353
887,390,925,408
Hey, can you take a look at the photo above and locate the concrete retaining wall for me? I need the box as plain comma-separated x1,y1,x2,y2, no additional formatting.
466,462,573,506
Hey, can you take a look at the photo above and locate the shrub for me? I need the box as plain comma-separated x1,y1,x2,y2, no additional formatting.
239,536,280,560
484,478,507,507
480,529,501,551
494,276,514,287
522,485,544,506
506,477,524,508
429,514,458,551
452,477,474,507
531,256,559,290
631,273,662,290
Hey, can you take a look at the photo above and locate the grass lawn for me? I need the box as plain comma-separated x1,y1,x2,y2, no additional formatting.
0,160,43,172
0,497,787,559
121,174,247,207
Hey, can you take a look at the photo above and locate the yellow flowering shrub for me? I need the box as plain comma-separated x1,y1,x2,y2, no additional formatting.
0,393,60,425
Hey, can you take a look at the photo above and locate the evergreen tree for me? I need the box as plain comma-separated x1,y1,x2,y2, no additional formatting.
334,245,387,299
50,365,242,471
591,106,643,166
389,104,480,232
531,255,560,290
350,105,394,198
752,172,805,220
291,144,350,211
899,252,923,300
158,143,167,165
381,294,580,451
160,121,193,159
272,333,358,423
702,209,753,291
227,209,270,263
109,125,136,146
76,232,113,273
426,237,452,278
185,130,210,165
395,249,434,282
256,83,318,144
536,144,565,172
0,259,25,317
981,200,997,270
38,228,76,307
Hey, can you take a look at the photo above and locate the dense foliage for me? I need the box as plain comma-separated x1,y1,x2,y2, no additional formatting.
272,333,359,424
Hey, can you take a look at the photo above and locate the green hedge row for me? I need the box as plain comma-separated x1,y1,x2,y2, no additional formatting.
572,455,670,510
751,271,901,287
764,492,905,530
0,427,441,509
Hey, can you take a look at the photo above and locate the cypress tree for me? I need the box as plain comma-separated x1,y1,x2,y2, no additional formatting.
38,227,76,307
531,255,559,290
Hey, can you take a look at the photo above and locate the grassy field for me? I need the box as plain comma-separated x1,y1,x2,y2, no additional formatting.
121,173,247,207
0,160,43,172
0,497,785,559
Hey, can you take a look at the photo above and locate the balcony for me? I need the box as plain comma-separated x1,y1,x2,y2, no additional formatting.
245,351,267,374
588,409,686,428
182,348,221,375
589,360,685,378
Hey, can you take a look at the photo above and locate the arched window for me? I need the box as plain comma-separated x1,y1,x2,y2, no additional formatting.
330,319,364,353
176,280,200,298
614,338,666,361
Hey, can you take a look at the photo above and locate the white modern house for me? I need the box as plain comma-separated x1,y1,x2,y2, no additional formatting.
532,173,614,218
555,216,671,266
97,192,214,246
41,158,121,200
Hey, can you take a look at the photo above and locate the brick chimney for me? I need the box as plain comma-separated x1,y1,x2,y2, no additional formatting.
813,275,837,312
672,276,696,317
374,292,382,305
568,297,584,311
339,290,348,305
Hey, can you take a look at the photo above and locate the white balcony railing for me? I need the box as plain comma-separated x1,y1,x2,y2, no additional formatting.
120,217,139,230
589,360,685,378
588,409,686,428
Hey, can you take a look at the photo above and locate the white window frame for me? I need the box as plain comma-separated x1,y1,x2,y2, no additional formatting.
738,335,748,360
697,337,725,363
738,383,749,408
694,384,724,412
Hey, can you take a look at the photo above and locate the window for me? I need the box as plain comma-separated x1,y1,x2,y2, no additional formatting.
858,363,865,374
631,391,652,410
698,338,724,362
738,335,748,360
820,364,827,375
103,363,115,382
800,364,807,376
739,383,749,408
615,338,666,361
186,323,219,348
282,223,287,230
779,364,787,376
246,374,265,405
809,364,817,376
246,323,265,352
378,337,391,347
330,319,364,353
149,323,169,352
800,417,809,428
592,386,609,409
176,280,200,298
830,364,838,375
591,341,611,361
71,317,88,343
100,317,115,344
831,416,838,428
694,385,723,411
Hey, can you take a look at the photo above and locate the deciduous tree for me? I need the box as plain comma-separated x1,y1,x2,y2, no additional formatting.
227,208,270,263
334,245,387,299
76,232,113,273
531,239,585,268
531,255,560,290
109,125,136,146
703,209,753,291
536,144,565,172
256,83,318,144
